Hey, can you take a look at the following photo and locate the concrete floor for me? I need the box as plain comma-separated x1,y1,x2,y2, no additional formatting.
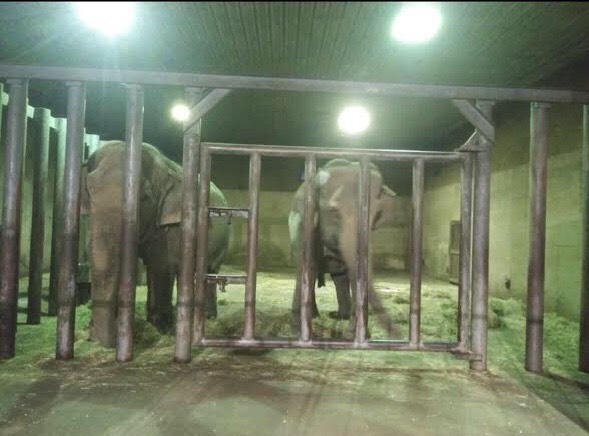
0,270,588,435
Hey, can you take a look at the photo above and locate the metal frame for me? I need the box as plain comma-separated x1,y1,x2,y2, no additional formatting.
0,63,586,373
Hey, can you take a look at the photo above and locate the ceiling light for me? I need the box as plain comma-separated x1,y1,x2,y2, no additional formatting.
171,104,190,123
337,106,371,136
391,2,442,44
74,2,135,37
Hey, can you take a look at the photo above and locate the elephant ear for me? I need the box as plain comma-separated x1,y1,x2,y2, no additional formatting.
158,176,182,226
372,184,397,230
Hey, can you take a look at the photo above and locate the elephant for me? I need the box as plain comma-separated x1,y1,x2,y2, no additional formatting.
81,140,230,348
288,158,397,334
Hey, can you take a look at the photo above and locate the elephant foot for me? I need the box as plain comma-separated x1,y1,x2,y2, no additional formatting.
148,310,174,334
90,305,117,348
205,312,217,320
328,310,350,320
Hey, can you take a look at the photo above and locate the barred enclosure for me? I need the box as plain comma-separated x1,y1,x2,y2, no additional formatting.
0,64,588,373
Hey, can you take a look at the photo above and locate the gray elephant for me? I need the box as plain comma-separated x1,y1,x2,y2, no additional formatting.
288,158,397,331
81,140,230,348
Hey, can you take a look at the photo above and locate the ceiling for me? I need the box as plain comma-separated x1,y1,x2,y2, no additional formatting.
1,2,589,191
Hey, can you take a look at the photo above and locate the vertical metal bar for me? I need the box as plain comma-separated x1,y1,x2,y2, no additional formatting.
580,105,589,373
48,118,67,317
174,87,203,363
525,102,550,373
299,155,316,342
55,82,85,360
0,79,28,359
26,108,51,324
116,85,144,362
243,152,261,341
409,159,424,346
355,156,371,343
193,147,211,344
458,153,473,350
470,101,494,371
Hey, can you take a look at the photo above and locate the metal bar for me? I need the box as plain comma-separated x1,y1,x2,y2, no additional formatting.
55,82,85,361
206,274,248,285
116,85,144,362
0,79,28,359
452,100,495,143
26,107,51,325
208,207,249,219
458,153,474,350
299,155,317,342
48,118,67,316
0,64,587,103
204,142,464,162
243,152,261,341
410,159,425,346
174,87,203,363
525,102,550,373
193,148,212,345
355,157,371,343
184,88,232,132
581,105,589,373
470,101,495,371
199,338,478,356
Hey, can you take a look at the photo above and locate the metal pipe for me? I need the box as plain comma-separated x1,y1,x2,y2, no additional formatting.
204,142,464,162
410,159,425,346
55,82,86,361
184,88,232,132
26,107,51,325
355,157,371,343
581,105,589,373
48,118,67,317
525,102,550,373
116,85,144,362
200,338,474,355
299,155,317,342
0,79,28,359
0,63,587,103
458,153,474,350
193,148,211,345
243,152,261,341
470,101,494,371
174,87,203,363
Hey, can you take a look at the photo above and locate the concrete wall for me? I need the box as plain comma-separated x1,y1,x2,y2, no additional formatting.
422,100,585,321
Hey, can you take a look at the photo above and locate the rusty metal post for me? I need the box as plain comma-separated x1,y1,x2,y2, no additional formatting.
26,108,51,324
0,79,28,359
525,102,550,373
299,155,316,342
244,152,261,341
470,101,494,371
48,118,67,316
355,157,371,344
193,147,211,345
116,85,144,362
174,88,203,362
581,105,589,373
55,82,86,360
409,159,424,346
458,153,473,349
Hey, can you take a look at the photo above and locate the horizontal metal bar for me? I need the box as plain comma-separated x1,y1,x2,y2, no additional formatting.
0,64,587,103
203,142,464,162
198,338,481,357
205,274,247,285
209,207,249,219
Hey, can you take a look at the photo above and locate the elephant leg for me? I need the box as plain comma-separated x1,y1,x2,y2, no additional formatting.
146,264,174,332
205,281,218,319
329,272,351,320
